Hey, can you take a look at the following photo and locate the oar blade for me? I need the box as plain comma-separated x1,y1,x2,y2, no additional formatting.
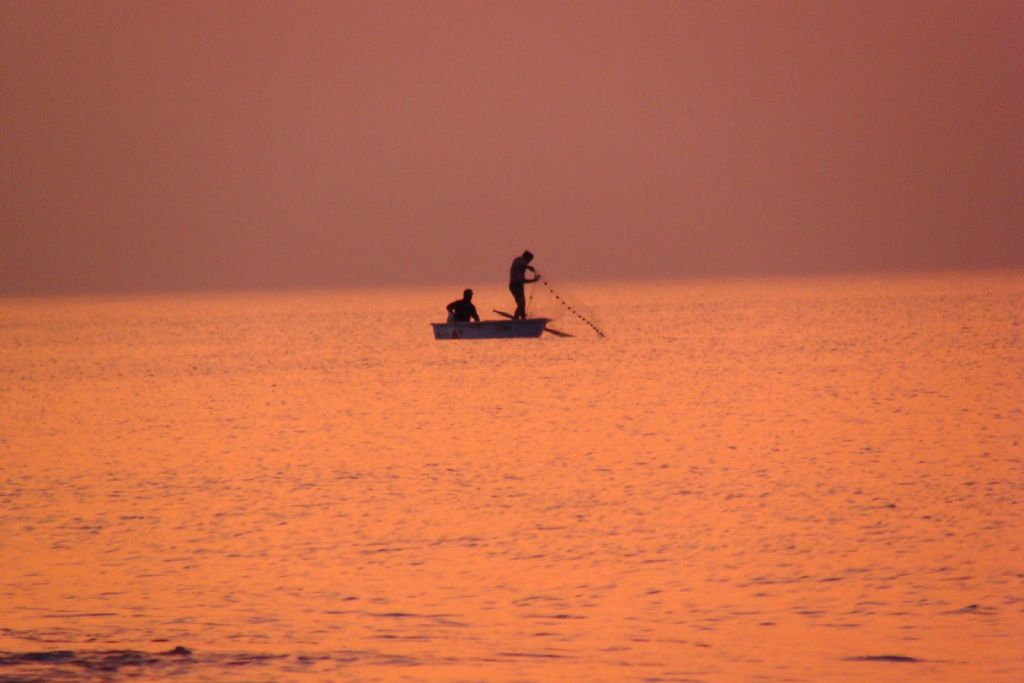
543,326,573,338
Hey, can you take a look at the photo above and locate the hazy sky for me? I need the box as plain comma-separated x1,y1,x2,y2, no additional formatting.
2,1,1022,294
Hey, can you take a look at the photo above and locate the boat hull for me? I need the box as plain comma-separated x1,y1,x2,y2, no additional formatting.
432,318,549,340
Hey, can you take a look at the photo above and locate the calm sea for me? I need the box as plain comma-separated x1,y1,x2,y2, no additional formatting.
1,272,1021,682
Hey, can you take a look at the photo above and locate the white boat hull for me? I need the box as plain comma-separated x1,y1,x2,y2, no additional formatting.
432,318,550,340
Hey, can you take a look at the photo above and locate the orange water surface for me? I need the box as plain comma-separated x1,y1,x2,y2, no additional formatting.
1,272,1021,681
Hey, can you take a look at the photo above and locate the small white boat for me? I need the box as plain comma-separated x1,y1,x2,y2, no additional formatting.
432,318,550,340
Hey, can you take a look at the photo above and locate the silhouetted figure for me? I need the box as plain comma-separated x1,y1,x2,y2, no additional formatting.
447,288,480,323
508,250,540,319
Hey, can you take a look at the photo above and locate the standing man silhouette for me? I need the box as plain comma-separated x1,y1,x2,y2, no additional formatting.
508,250,540,319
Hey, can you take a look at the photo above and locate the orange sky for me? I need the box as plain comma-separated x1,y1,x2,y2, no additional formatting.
2,1,1022,294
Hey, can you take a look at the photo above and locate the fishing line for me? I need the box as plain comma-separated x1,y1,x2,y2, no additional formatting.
540,279,606,338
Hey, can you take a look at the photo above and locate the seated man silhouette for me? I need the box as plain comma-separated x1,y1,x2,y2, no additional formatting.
446,288,480,323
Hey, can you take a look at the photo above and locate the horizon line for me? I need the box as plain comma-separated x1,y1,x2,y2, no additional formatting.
2,264,1022,301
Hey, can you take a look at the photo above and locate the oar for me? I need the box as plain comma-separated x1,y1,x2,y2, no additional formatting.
492,309,574,337
541,325,573,338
